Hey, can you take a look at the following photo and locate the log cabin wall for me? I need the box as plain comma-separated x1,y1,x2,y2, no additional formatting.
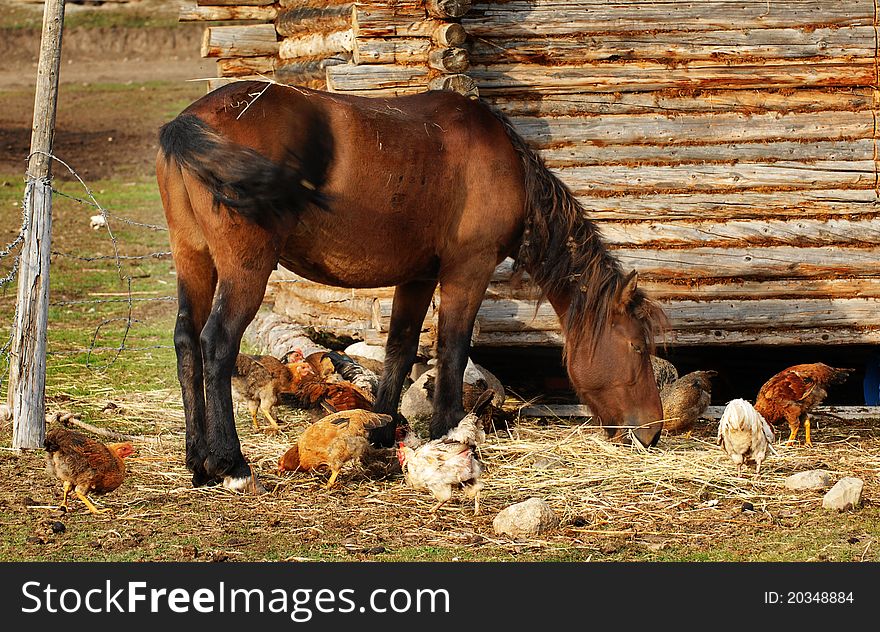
182,1,880,348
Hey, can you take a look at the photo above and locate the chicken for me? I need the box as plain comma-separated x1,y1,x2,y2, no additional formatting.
396,395,490,514
651,355,679,391
277,409,393,488
754,363,854,446
324,350,379,397
418,363,512,432
661,370,717,435
717,398,775,474
285,355,374,412
44,426,134,514
231,354,293,433
90,214,106,230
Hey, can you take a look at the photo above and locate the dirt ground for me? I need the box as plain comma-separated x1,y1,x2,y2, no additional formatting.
1,1,879,564
0,0,212,179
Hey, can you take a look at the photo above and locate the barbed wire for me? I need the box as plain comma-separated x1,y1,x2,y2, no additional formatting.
1,151,179,387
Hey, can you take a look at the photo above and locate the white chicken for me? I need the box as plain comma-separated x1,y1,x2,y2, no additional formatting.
397,410,486,515
90,214,107,230
717,398,775,474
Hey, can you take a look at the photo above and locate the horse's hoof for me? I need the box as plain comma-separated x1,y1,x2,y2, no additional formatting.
191,469,221,488
223,472,268,495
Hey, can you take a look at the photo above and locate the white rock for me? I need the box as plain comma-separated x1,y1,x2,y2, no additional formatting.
822,477,864,510
493,498,560,537
344,342,385,374
784,470,835,491
0,403,11,424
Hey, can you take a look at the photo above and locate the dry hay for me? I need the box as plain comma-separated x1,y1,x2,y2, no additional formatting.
6,389,879,560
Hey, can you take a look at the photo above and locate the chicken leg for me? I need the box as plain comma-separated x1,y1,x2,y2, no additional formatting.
259,406,281,434
60,481,72,510
786,421,800,444
325,469,340,489
804,416,812,447
75,490,111,514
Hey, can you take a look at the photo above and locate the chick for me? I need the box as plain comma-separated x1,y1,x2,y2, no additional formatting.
717,398,775,474
661,370,717,436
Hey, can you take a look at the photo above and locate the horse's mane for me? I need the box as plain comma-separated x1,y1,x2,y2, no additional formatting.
489,106,666,355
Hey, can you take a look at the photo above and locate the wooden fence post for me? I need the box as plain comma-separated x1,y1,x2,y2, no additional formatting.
10,0,66,450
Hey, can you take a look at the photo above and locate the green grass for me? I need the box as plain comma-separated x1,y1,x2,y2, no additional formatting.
0,1,179,31
0,171,177,402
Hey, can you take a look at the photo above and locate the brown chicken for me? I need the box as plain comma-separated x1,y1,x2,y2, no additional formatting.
277,409,393,488
661,370,717,435
754,363,854,446
285,354,374,412
44,426,134,514
231,354,293,433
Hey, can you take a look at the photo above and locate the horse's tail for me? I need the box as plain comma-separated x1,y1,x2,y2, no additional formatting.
158,113,326,228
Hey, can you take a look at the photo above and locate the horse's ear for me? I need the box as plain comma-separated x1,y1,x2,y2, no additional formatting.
618,270,639,308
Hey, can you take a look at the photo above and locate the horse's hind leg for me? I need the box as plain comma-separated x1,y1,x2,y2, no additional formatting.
158,159,217,486
370,279,437,446
430,261,495,439
200,257,276,492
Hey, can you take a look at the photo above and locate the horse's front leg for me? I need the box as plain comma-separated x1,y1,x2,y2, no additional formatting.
430,262,495,439
200,274,272,493
370,279,437,447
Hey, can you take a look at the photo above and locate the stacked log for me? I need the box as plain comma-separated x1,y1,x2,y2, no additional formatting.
326,0,477,96
181,1,477,94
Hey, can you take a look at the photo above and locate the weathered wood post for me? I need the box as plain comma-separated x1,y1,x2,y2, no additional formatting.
10,0,66,450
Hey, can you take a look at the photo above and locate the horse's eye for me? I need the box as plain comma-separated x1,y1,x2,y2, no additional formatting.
631,342,644,354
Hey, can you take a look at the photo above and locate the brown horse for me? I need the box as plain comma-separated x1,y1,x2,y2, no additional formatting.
156,81,666,492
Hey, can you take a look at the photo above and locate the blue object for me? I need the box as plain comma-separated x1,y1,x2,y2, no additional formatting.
863,353,880,405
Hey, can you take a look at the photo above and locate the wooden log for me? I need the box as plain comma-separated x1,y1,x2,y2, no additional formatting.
179,3,278,22
540,139,874,168
274,282,378,335
631,278,880,301
470,59,875,95
217,55,279,77
463,1,873,36
197,0,273,5
594,216,880,248
488,88,875,117
467,27,875,65
612,246,880,281
275,55,351,86
668,327,880,346
279,0,351,7
276,4,353,37
326,63,430,93
201,24,279,58
427,46,469,72
433,22,466,47
662,297,880,330
353,37,431,65
279,29,353,60
573,189,879,221
428,73,478,96
510,110,873,150
426,0,472,19
353,6,435,38
554,161,875,196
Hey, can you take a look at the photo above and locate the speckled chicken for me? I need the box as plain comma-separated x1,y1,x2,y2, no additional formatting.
277,409,393,488
44,426,135,514
284,352,374,413
717,398,775,474
651,355,679,391
660,370,717,435
231,354,293,433
754,363,854,446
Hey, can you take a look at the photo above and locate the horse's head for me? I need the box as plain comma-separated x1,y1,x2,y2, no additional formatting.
564,271,666,447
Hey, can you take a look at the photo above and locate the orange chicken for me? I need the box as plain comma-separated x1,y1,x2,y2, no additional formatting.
277,409,393,488
231,354,294,432
44,426,134,514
